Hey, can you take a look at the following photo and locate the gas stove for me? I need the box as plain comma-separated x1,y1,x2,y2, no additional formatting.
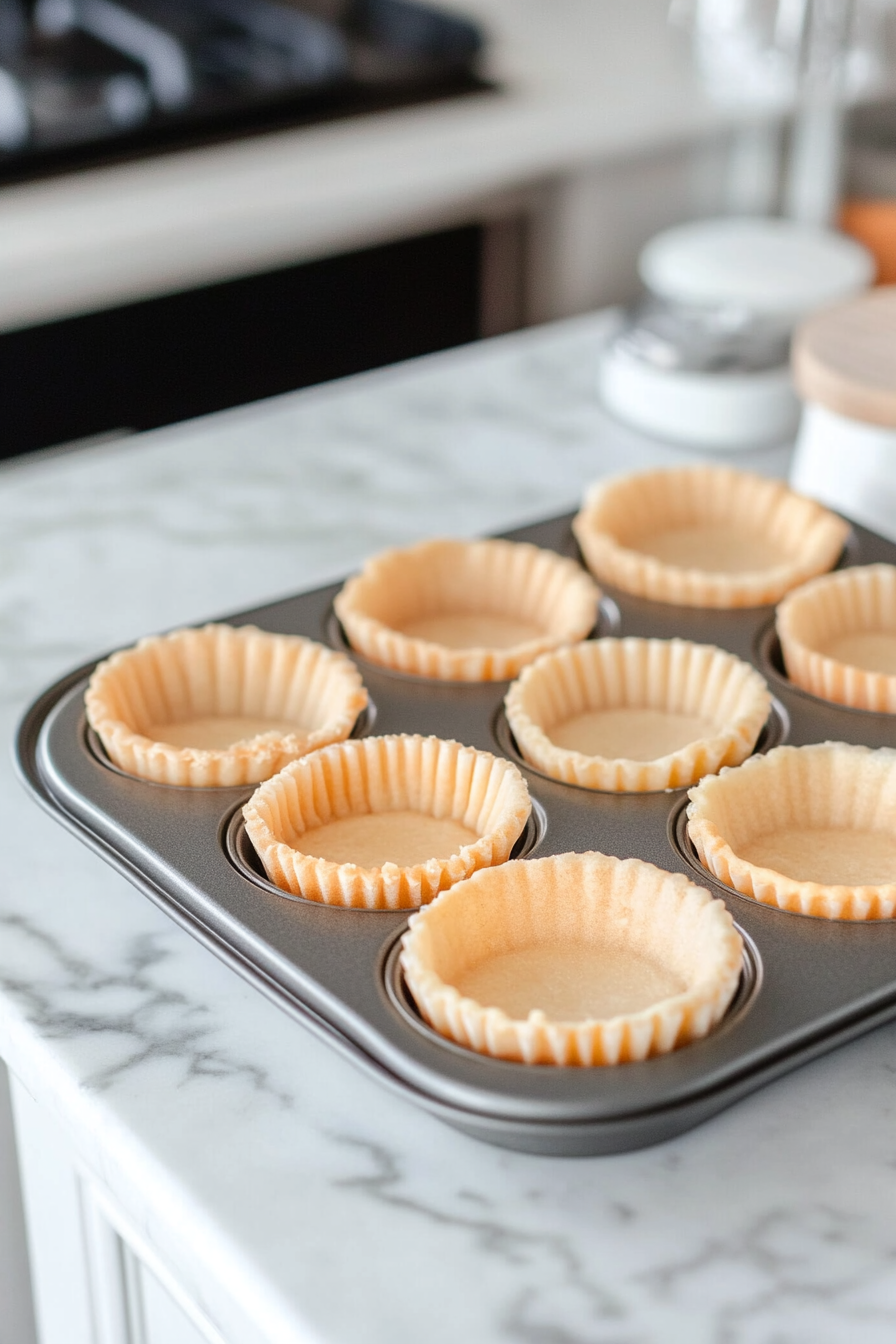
0,0,487,181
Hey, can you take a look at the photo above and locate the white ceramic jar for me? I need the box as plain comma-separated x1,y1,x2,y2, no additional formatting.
600,217,874,451
790,287,896,542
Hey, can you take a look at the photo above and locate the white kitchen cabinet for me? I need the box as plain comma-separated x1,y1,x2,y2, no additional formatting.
0,1064,36,1344
11,1079,216,1344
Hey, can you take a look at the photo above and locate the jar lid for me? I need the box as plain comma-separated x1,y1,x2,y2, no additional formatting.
640,218,874,321
792,286,896,428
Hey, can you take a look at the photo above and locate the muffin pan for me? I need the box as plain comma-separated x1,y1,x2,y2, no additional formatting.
15,511,896,1156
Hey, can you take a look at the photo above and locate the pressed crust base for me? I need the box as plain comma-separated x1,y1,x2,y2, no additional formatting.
243,734,531,909
333,537,600,681
504,638,771,791
143,715,300,750
85,624,367,787
572,466,848,608
548,707,715,761
400,851,743,1065
454,943,686,1022
736,827,896,887
687,742,896,919
296,811,479,870
777,564,896,712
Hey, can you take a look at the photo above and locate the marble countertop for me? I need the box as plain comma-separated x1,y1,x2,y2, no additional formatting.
0,0,740,332
3,313,896,1344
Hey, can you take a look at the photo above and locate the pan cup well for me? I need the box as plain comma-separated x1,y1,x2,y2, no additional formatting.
686,742,896,920
332,537,601,681
326,594,621,682
777,564,896,714
399,852,744,1066
572,466,849,609
84,696,376,786
85,624,368,787
503,638,773,793
224,794,547,905
494,698,789,796
756,617,896,734
385,918,763,1061
242,734,532,910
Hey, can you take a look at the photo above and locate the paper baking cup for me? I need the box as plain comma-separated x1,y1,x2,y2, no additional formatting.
85,624,367,787
243,734,531,909
777,564,896,712
687,743,896,919
572,466,849,608
333,538,599,681
505,638,771,791
400,852,743,1065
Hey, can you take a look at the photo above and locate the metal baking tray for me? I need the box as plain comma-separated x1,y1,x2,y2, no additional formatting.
15,510,896,1156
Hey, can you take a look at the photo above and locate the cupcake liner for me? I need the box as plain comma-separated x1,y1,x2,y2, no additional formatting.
400,852,743,1065
333,537,599,681
85,624,367,787
572,466,849,608
243,734,531,909
504,638,771,791
687,742,896,919
777,564,896,712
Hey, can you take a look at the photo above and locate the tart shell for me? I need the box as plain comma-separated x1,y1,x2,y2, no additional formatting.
85,624,368,787
243,734,531,909
504,637,771,791
572,466,849,609
777,563,896,712
400,851,743,1065
333,537,599,681
687,742,896,919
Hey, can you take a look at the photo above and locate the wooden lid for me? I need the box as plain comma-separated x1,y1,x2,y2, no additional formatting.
792,286,896,427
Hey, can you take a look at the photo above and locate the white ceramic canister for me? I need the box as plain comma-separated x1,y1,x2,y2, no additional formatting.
600,217,874,451
790,286,896,542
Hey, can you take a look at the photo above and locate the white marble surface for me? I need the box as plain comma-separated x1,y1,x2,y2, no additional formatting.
3,314,896,1344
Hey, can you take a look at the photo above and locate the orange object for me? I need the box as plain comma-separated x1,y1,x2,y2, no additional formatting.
840,199,896,283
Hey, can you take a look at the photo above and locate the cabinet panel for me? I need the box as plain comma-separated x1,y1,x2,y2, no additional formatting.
0,225,482,459
10,1079,93,1344
0,1064,37,1344
11,1077,226,1344
139,1262,213,1344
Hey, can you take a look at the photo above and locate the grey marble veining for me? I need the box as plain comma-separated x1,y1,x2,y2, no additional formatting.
2,312,894,1344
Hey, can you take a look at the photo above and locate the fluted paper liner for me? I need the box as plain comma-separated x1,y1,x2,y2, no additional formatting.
572,466,848,608
85,624,367,787
333,537,599,681
777,564,896,712
400,852,743,1065
687,743,896,919
243,734,531,909
505,638,771,791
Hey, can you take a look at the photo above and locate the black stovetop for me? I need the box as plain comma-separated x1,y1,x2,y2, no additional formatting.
0,0,488,182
